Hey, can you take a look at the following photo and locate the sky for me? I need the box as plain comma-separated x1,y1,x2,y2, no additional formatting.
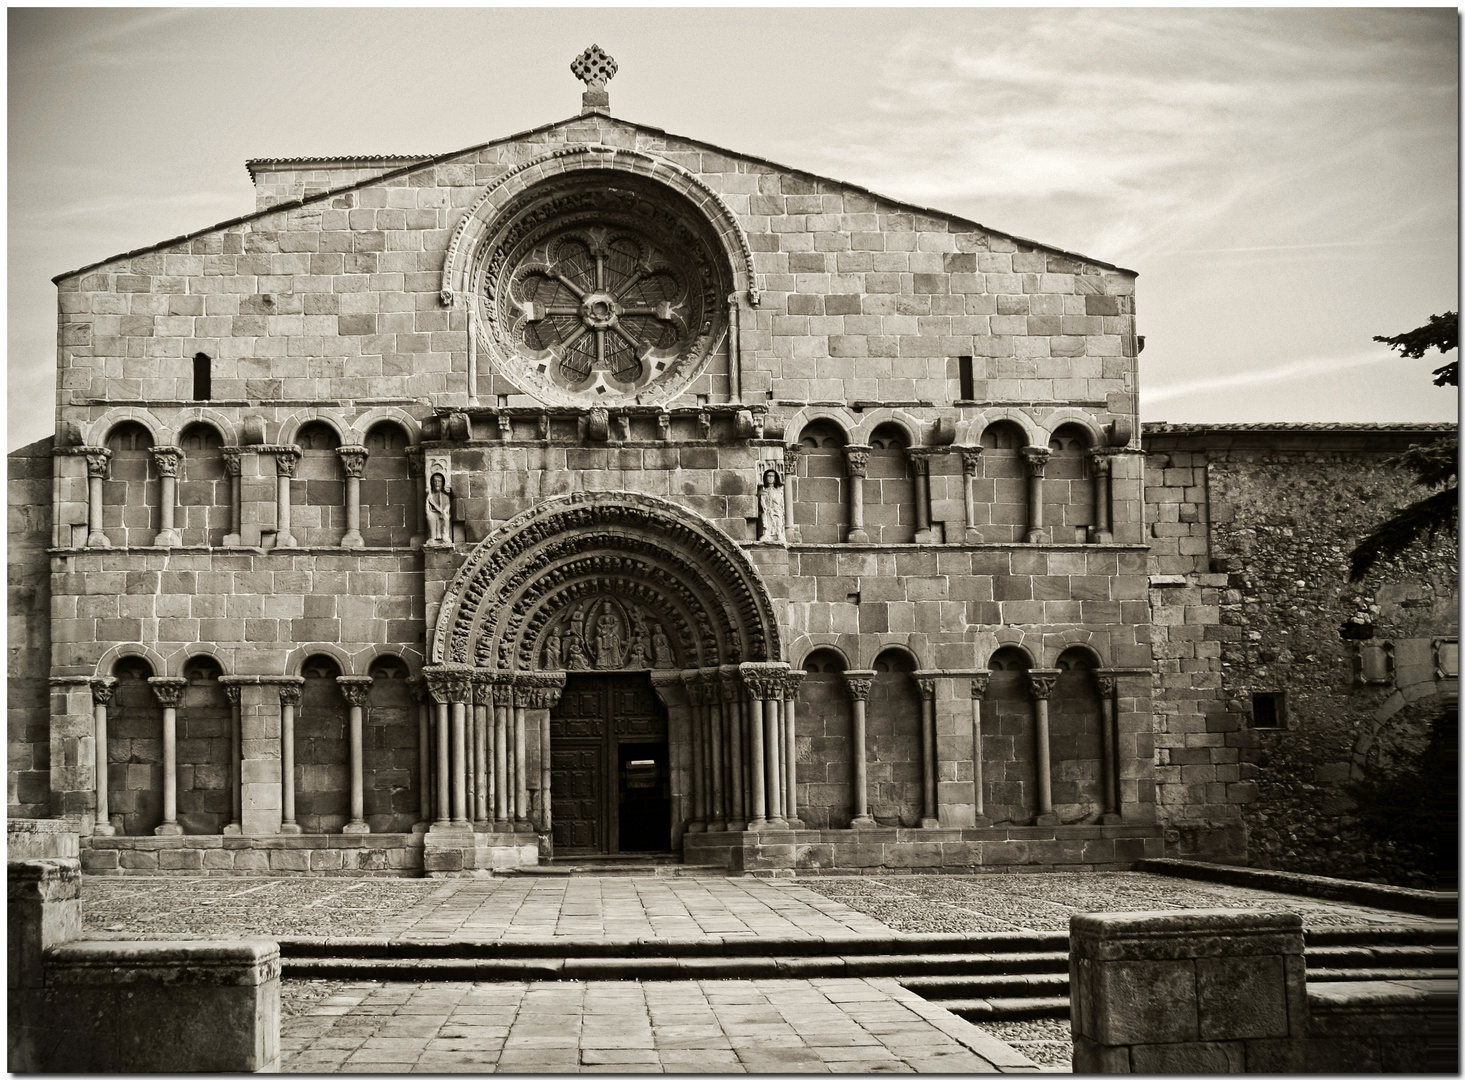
8,7,1459,451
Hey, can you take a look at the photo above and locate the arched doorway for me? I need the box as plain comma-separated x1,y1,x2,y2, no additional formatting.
427,492,784,855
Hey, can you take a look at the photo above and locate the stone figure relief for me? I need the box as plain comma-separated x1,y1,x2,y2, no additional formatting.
425,458,453,545
534,595,678,672
651,624,674,669
594,608,623,669
758,466,785,542
543,625,562,670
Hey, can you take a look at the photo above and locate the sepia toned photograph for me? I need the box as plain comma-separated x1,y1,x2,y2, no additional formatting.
8,8,1457,1073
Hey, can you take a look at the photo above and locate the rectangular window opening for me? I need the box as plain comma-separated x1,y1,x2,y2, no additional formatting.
192,353,212,401
957,355,975,401
1251,691,1286,729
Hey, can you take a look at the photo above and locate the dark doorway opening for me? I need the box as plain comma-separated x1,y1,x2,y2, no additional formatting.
550,672,669,855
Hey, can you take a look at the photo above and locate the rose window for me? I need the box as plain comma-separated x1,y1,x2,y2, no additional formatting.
474,175,731,406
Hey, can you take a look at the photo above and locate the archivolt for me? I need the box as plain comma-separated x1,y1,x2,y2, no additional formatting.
430,492,782,672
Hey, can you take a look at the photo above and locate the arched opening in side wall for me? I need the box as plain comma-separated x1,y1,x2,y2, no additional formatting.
295,422,344,546
984,646,1035,824
868,647,923,827
867,422,916,544
107,656,161,835
978,421,1030,543
365,656,419,833
102,421,156,547
796,647,852,828
177,655,231,834
1051,646,1105,822
1046,424,1095,544
794,420,849,544
296,654,348,833
362,421,415,547
177,422,228,547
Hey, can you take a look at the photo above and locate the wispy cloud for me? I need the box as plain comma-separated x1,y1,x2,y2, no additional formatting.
1144,350,1399,404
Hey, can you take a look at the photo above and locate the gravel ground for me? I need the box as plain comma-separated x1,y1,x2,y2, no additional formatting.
81,878,449,938
796,871,1437,933
974,1019,1072,1070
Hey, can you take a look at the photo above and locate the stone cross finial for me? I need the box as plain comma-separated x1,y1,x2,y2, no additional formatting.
572,44,617,114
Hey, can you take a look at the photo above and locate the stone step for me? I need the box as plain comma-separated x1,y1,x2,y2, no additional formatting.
1305,926,1458,948
940,996,1071,1021
1305,944,1458,969
903,972,1070,996
1307,967,1458,982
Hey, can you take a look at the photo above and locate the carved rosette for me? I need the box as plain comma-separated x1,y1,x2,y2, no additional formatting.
843,445,871,478
1021,447,1051,478
842,671,875,702
278,684,303,709
274,448,301,479
336,676,373,708
959,446,983,476
336,446,369,479
1026,670,1059,700
84,448,113,480
969,673,991,701
89,676,117,707
150,446,184,478
147,677,188,709
221,447,243,478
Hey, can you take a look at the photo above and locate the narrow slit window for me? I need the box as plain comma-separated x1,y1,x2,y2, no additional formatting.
958,355,975,400
193,353,212,401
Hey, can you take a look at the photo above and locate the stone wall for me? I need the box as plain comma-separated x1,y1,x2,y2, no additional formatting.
8,438,53,818
1142,424,1458,885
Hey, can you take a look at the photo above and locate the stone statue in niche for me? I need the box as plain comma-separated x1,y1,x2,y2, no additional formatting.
425,469,453,544
758,467,785,542
651,623,675,668
594,609,623,669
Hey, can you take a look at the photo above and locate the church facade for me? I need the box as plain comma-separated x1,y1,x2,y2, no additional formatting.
11,51,1452,879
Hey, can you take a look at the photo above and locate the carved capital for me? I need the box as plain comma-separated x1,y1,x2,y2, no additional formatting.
336,675,373,707
969,673,991,700
1021,447,1050,478
223,683,242,707
423,664,473,705
1026,669,1060,700
89,676,118,707
719,671,744,704
335,445,369,479
1087,447,1116,475
150,446,184,478
221,446,243,477
471,672,496,707
843,444,871,478
277,683,303,708
493,676,516,708
274,448,301,478
905,447,942,474
958,445,983,476
680,669,704,707
1096,673,1117,696
405,446,424,478
913,674,938,701
519,670,567,709
842,669,876,701
405,674,428,705
84,447,113,479
783,443,800,473
147,676,188,709
782,669,806,700
739,661,789,701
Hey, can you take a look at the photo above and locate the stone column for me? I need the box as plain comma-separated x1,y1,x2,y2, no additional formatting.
782,444,800,542
422,667,455,827
273,447,300,548
782,670,805,827
336,446,368,549
148,677,187,835
493,677,512,827
969,673,991,826
704,668,726,831
512,680,531,829
1022,447,1050,545
959,446,983,543
84,448,112,547
90,677,117,836
222,682,242,835
1088,449,1114,543
907,448,937,544
150,447,184,547
843,670,876,827
407,676,432,828
278,683,302,834
843,444,871,543
221,447,243,544
532,673,564,834
473,675,492,824
404,446,427,550
914,672,940,827
1096,672,1121,822
337,675,372,834
741,672,766,829
448,672,471,827
765,695,786,826
742,664,789,829
720,669,745,831
682,671,706,832
1026,669,1060,825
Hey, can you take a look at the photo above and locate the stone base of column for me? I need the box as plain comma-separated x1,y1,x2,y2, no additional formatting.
92,823,115,837
342,822,369,835
86,533,111,548
222,823,242,837
849,815,878,829
278,823,303,836
154,530,180,547
1090,529,1113,544
747,819,777,831
411,821,430,833
919,816,941,829
972,815,992,828
222,533,243,547
275,534,297,548
1025,529,1049,544
914,529,935,545
846,528,869,543
428,821,472,835
706,820,727,833
686,821,707,833
1034,813,1059,826
726,818,746,832
785,525,801,542
1099,812,1123,824
964,527,983,543
785,816,805,829
340,532,364,549
153,823,183,836
512,820,534,833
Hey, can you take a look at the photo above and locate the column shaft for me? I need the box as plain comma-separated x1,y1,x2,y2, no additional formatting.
514,706,529,826
920,692,938,824
159,707,179,832
228,695,242,830
93,701,110,834
689,700,706,830
418,704,432,823
747,696,767,826
451,702,469,825
230,471,242,537
475,704,490,823
281,702,298,831
346,704,366,831
435,703,450,824
783,693,799,826
850,696,873,826
765,697,784,825
343,475,362,546
708,701,726,830
845,446,870,543
1034,698,1054,818
277,474,292,542
1098,677,1119,820
727,695,745,829
539,709,552,833
87,473,107,546
494,704,509,826
157,475,177,544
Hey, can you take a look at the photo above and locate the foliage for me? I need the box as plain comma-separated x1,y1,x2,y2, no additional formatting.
1348,312,1459,582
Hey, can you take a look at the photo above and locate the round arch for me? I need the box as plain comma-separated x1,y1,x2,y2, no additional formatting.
794,640,852,671
277,409,352,448
787,406,855,446
351,408,423,446
958,409,1045,448
284,643,355,677
171,408,240,446
352,644,424,676
430,492,782,673
851,408,923,448
87,407,165,449
96,642,169,679
1041,410,1106,448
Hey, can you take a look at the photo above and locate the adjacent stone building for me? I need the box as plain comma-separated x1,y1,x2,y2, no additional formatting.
8,52,1455,882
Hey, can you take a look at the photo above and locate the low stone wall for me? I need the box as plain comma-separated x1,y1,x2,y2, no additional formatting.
1306,978,1458,1072
685,824,1164,873
7,819,79,862
423,827,541,875
81,832,427,875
